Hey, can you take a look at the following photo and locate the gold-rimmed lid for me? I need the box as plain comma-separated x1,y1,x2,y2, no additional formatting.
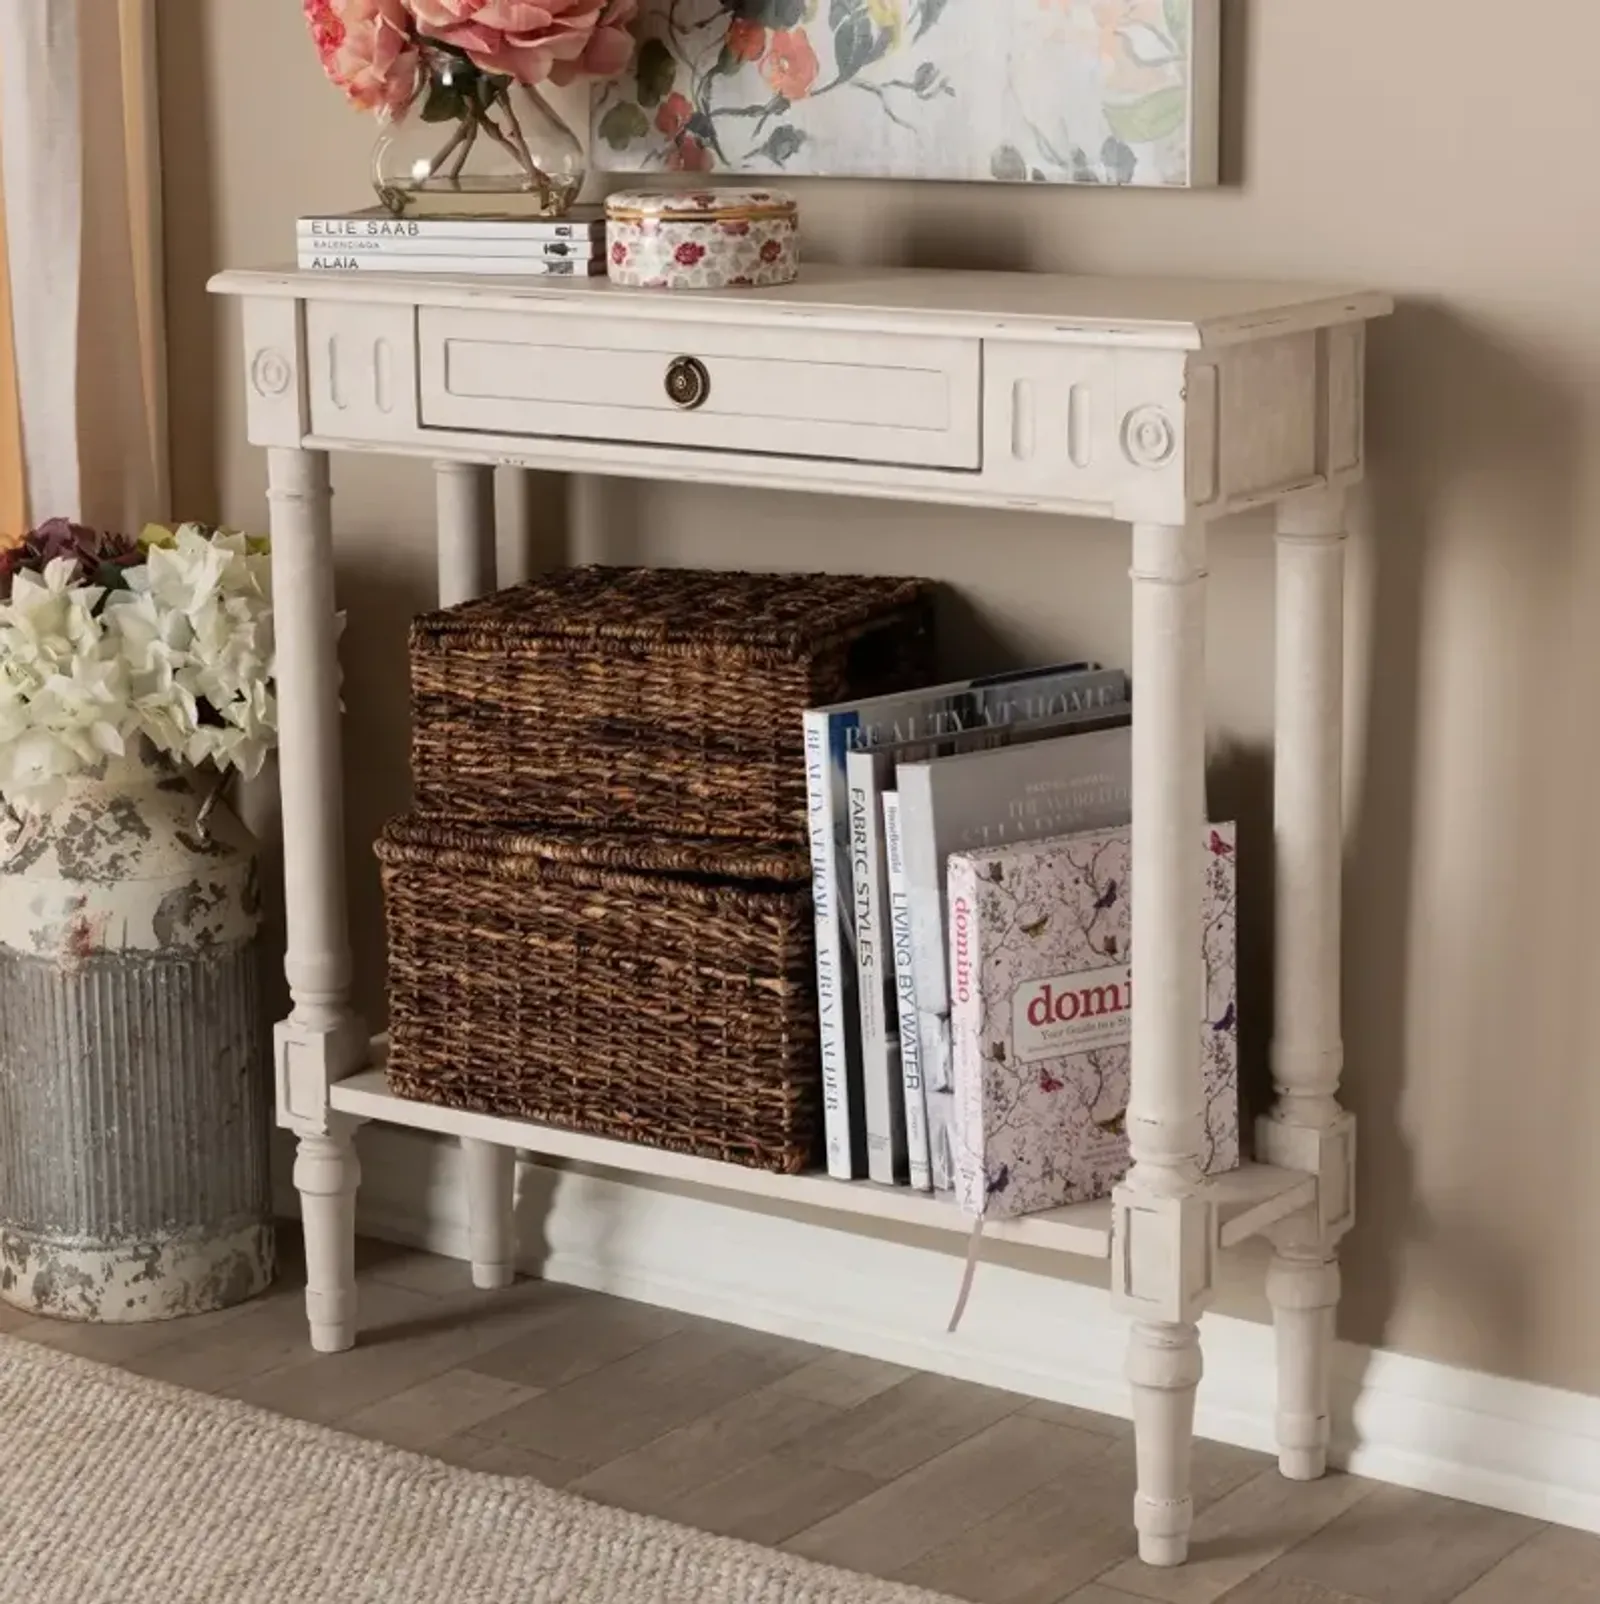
606,188,799,225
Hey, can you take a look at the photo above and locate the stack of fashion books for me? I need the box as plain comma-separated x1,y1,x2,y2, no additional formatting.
296,206,607,276
804,661,1242,1217
804,663,1136,1187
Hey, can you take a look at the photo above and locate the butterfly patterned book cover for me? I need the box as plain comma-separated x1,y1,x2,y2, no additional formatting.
948,822,1239,1221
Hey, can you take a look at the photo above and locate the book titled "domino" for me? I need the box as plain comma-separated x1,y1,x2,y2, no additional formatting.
948,822,1242,1222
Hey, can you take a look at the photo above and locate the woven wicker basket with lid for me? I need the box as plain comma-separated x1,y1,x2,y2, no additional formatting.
409,566,936,844
378,820,819,1172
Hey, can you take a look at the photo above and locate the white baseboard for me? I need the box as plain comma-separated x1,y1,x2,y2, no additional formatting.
278,1126,1600,1535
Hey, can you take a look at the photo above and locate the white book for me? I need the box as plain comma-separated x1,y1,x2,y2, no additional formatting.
804,716,858,1178
298,253,606,277
847,747,906,1185
298,206,607,240
898,725,1134,1191
883,790,930,1190
295,232,602,259
803,663,1121,1182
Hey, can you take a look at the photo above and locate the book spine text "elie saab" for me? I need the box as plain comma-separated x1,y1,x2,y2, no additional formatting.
298,212,605,241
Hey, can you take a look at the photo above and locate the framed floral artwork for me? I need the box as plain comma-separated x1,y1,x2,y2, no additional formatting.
592,0,1220,189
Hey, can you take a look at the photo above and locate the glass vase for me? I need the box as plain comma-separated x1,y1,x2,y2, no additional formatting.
373,52,585,218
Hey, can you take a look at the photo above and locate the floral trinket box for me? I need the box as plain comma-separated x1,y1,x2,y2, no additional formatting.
605,189,799,291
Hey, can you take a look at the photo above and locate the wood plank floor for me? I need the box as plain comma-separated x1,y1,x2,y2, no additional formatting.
3,1227,1594,1604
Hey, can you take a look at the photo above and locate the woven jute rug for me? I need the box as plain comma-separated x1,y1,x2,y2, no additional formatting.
0,1335,958,1604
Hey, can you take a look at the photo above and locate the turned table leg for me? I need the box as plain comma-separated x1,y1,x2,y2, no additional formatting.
1113,520,1214,1568
462,1139,517,1290
269,446,370,1354
296,1122,362,1352
567,472,605,561
1260,487,1357,1480
434,461,519,1290
435,459,497,606
499,465,538,586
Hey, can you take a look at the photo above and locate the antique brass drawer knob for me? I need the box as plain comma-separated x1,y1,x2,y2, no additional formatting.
664,355,711,410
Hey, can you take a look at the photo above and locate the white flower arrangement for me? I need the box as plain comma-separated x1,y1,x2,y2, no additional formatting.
0,522,277,813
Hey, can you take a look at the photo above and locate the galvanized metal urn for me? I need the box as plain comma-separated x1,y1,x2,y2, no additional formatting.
0,740,274,1321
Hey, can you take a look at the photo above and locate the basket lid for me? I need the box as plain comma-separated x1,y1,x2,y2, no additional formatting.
377,817,812,891
606,188,798,224
414,566,932,655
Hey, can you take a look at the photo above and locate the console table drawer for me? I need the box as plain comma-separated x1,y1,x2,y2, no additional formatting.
417,307,981,469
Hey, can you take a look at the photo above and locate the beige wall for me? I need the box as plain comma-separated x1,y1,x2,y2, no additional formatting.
161,2,1600,1395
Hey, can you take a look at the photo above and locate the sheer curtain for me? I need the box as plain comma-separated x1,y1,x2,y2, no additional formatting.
0,0,168,535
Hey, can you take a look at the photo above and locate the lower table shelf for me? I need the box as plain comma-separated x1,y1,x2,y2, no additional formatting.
328,1062,1315,1263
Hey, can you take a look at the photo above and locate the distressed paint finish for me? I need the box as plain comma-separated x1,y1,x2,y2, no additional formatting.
212,266,1391,1568
0,1218,272,1324
0,743,274,1322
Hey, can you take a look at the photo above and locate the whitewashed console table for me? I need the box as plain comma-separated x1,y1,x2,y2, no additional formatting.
211,263,1390,1567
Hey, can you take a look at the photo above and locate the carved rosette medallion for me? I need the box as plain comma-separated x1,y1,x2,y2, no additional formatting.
250,348,293,399
1121,405,1177,469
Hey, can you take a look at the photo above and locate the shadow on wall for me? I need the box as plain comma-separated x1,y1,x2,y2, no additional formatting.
1217,0,1252,189
157,0,222,519
1336,300,1582,1413
1208,743,1273,1137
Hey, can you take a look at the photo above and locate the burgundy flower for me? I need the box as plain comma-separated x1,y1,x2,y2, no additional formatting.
0,520,140,600
611,239,628,264
759,238,783,263
674,241,707,267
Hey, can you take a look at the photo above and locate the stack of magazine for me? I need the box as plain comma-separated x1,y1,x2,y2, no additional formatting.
296,205,607,276
803,663,1135,1188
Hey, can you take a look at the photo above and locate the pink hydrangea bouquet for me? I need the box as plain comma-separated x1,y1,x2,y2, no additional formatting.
304,0,638,209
